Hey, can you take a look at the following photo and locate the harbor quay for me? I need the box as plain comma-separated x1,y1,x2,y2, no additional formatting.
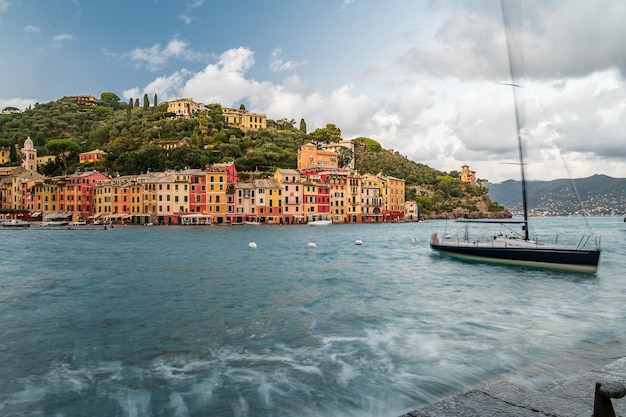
400,357,626,417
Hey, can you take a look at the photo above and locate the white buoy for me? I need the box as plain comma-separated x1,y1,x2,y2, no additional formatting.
355,239,363,245
307,242,317,248
411,238,418,244
248,242,257,249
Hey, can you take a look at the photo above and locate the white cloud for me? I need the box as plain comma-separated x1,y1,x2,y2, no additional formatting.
0,97,39,112
0,0,9,13
179,15,193,25
123,70,192,102
52,33,76,47
24,25,40,34
104,38,211,72
269,48,309,72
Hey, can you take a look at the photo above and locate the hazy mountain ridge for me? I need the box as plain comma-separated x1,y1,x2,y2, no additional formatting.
487,174,626,216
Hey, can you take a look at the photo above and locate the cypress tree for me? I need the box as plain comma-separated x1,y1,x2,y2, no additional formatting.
9,142,19,163
128,98,133,109
154,94,158,106
143,94,149,110
135,98,139,108
300,118,307,134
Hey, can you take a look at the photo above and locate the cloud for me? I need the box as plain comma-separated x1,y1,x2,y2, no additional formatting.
269,48,309,72
0,97,39,112
0,0,9,13
123,69,192,102
179,15,193,25
52,33,76,47
103,38,211,72
398,0,626,81
24,25,40,34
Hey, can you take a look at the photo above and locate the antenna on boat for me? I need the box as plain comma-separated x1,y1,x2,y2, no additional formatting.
501,0,529,241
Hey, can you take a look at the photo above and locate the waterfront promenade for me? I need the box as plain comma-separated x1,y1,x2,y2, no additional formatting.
401,356,626,417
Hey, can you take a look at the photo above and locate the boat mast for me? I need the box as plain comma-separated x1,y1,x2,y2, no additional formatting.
501,1,529,241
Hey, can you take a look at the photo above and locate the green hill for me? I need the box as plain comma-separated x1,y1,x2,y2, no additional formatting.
1,94,508,218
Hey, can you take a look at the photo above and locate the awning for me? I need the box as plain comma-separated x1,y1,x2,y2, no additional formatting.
88,213,102,219
43,212,73,220
31,212,42,217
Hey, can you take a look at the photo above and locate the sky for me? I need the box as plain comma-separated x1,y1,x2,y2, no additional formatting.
0,0,624,183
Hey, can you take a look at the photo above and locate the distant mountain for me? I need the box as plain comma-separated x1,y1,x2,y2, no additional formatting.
487,174,626,216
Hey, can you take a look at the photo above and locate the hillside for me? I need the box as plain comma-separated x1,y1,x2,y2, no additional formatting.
487,174,626,216
1,94,508,218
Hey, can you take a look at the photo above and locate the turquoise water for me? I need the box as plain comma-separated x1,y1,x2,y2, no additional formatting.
0,217,624,417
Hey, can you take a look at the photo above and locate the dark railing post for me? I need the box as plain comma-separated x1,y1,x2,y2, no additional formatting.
593,381,625,417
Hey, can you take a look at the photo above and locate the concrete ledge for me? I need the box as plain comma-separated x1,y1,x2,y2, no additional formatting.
401,357,626,417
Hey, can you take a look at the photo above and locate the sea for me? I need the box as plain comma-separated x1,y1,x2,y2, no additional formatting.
0,216,624,417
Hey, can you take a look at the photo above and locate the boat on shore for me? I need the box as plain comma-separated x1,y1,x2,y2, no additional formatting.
430,2,601,274
307,215,332,226
1,219,31,228
37,221,70,229
67,221,113,230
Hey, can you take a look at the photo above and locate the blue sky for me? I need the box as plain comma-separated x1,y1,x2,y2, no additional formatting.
1,0,625,182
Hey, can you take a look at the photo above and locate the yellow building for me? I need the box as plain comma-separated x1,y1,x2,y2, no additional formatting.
206,167,228,224
461,164,476,186
297,143,338,171
165,98,206,118
0,146,11,165
37,155,56,167
0,167,44,212
360,174,384,222
254,178,282,224
31,180,60,215
222,107,266,131
377,174,406,221
346,172,362,223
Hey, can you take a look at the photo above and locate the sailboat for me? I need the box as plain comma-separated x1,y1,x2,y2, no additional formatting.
430,2,601,274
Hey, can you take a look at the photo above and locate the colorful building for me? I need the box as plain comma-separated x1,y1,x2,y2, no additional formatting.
165,98,206,118
222,107,267,131
274,168,303,224
297,143,338,171
79,149,108,165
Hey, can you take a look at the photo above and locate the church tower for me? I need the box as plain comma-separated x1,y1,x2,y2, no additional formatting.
21,136,37,172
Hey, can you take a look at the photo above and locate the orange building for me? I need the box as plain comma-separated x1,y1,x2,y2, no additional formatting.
79,149,108,165
461,164,476,186
297,143,338,171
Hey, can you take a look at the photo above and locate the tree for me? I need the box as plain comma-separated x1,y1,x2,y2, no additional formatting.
169,146,208,170
9,142,19,163
310,124,341,145
337,146,354,168
143,94,149,110
135,98,139,108
154,93,158,107
128,98,133,109
100,92,120,109
45,139,80,172
239,104,246,110
299,118,307,134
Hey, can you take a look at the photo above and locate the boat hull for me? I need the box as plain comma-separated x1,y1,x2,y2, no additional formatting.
307,220,332,226
430,240,600,274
